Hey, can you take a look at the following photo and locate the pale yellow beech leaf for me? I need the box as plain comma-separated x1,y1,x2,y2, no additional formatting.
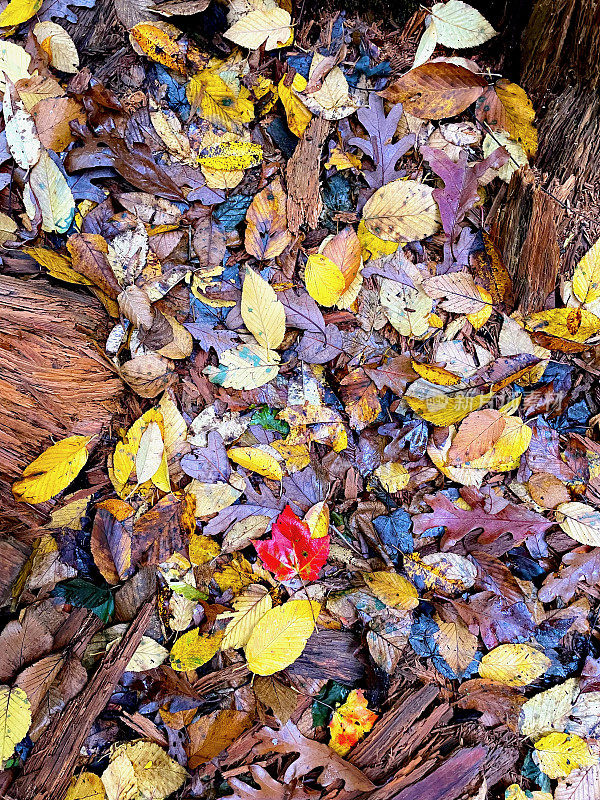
33,22,79,73
101,751,136,800
204,340,280,390
573,237,600,305
363,571,419,610
3,82,40,170
245,600,320,675
241,267,286,350
519,678,579,738
430,1,497,48
135,420,164,485
0,41,31,92
483,131,527,183
300,53,358,120
505,786,552,800
434,614,478,677
13,435,92,504
534,732,598,780
413,19,438,68
0,686,31,768
372,462,410,492
479,643,551,687
110,741,187,800
555,501,600,546
226,446,283,481
186,475,245,517
305,253,346,307
25,149,75,234
224,7,292,51
170,628,224,671
362,179,440,242
380,280,433,338
219,584,273,650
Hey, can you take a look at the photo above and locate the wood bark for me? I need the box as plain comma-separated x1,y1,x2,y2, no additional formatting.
0,276,122,539
10,601,153,800
286,116,330,233
492,0,600,311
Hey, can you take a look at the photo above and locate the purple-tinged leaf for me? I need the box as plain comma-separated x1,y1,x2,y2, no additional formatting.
421,146,509,242
298,325,343,364
349,94,414,190
181,431,231,482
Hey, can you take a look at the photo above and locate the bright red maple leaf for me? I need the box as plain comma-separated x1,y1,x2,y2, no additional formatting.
254,505,329,582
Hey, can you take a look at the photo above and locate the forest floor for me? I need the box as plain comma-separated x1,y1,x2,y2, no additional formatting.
1,2,600,800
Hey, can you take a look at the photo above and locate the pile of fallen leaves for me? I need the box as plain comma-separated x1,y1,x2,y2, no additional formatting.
2,0,600,799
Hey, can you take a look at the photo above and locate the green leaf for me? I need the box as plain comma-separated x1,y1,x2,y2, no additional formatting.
312,681,351,728
53,578,114,622
251,405,290,435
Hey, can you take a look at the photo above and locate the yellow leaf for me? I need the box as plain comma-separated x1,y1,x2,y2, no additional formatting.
65,772,106,800
204,340,280,390
188,533,220,565
13,434,92,504
224,7,292,51
0,686,31,768
198,141,262,171
372,462,410,492
0,0,42,27
364,571,419,610
357,219,398,261
219,584,273,650
479,643,551,687
305,253,346,306
362,179,440,242
129,23,185,73
329,689,378,756
534,732,597,780
304,501,330,539
461,415,532,472
411,361,463,386
4,79,40,170
111,741,187,800
241,267,286,350
213,554,254,595
33,22,79,73
245,599,320,676
170,628,224,671
227,446,283,481
573,237,600,305
555,501,600,545
467,285,493,329
524,307,600,344
405,379,495,426
25,149,75,234
278,73,312,137
494,80,537,157
24,246,92,286
187,67,254,133
404,552,477,593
